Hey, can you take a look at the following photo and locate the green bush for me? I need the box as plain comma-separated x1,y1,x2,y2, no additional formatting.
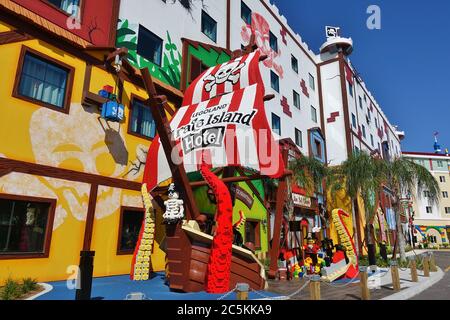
0,278,21,300
21,278,38,294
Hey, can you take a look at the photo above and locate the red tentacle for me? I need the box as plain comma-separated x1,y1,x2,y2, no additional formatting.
201,158,234,293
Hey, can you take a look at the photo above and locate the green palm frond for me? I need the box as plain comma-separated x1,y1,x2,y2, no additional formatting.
387,158,440,206
289,155,327,196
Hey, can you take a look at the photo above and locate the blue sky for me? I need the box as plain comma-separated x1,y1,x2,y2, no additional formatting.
272,0,449,153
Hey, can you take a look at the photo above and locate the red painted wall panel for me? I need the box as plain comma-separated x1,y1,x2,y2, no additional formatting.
11,0,119,46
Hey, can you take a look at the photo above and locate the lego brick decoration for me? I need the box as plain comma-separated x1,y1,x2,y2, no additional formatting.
130,184,156,281
321,209,358,282
200,157,233,294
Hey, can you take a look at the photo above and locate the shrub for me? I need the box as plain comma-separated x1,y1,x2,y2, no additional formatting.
0,278,21,300
21,278,38,294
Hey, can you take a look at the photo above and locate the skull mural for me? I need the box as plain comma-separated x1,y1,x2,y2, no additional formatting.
203,60,246,92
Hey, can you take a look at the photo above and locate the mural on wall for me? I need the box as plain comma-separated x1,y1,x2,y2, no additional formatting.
116,19,182,89
241,12,284,78
0,103,148,231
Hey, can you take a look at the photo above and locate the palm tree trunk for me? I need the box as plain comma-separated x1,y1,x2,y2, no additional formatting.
393,203,407,261
365,225,377,265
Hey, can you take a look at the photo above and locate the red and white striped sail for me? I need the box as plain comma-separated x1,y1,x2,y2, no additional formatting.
143,51,284,191
183,51,264,106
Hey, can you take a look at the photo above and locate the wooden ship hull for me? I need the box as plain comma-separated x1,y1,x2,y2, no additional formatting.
165,221,267,293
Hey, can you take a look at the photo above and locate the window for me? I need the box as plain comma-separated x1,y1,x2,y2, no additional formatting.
437,160,443,167
295,128,302,147
311,106,317,123
270,70,279,92
309,73,315,91
291,55,298,73
423,191,430,198
445,207,450,214
375,118,378,128
0,195,55,258
14,47,73,111
440,176,446,183
351,113,357,128
362,125,366,138
201,10,217,42
137,25,163,65
272,113,281,135
293,90,300,109
443,191,449,198
129,97,156,139
348,82,353,97
117,207,145,254
354,146,360,154
241,1,252,25
189,56,208,85
359,96,363,109
370,134,374,147
47,0,80,15
426,206,432,214
313,139,322,159
364,95,367,102
245,220,261,249
269,31,278,52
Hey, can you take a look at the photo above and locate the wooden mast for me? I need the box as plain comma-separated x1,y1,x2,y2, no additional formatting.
140,68,200,221
268,146,289,279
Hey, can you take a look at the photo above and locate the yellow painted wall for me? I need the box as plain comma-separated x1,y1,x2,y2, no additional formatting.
0,21,172,283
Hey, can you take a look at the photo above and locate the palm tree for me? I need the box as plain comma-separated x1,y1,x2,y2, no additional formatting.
385,157,440,261
289,155,329,197
328,152,387,264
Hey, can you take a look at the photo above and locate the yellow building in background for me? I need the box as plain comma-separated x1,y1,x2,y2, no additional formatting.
403,152,450,246
0,1,177,284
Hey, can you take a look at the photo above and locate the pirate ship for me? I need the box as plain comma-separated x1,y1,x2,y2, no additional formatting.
129,41,287,293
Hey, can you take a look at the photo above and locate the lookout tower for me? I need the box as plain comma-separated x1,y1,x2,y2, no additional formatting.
320,26,353,56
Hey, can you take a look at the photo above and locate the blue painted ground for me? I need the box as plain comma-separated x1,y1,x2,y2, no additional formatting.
35,272,282,300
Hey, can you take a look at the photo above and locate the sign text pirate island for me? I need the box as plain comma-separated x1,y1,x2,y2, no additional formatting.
173,101,258,154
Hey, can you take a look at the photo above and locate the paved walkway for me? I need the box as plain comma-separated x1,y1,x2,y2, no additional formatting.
267,250,449,300
267,273,396,300
34,273,282,300
411,251,450,300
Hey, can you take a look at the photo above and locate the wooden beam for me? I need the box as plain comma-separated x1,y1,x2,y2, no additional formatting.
106,47,128,63
268,148,289,279
82,184,98,251
141,68,200,221
0,30,32,45
0,157,141,191
152,172,266,195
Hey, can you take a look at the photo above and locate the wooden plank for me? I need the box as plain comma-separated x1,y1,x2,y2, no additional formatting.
82,184,98,251
0,157,141,190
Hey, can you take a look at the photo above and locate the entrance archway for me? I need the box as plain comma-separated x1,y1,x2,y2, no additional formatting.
426,228,442,244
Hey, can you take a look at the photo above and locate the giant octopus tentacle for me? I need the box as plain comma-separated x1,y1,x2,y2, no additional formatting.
201,158,234,294
333,209,358,279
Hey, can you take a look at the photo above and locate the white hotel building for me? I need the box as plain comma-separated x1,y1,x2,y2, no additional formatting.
117,0,404,250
